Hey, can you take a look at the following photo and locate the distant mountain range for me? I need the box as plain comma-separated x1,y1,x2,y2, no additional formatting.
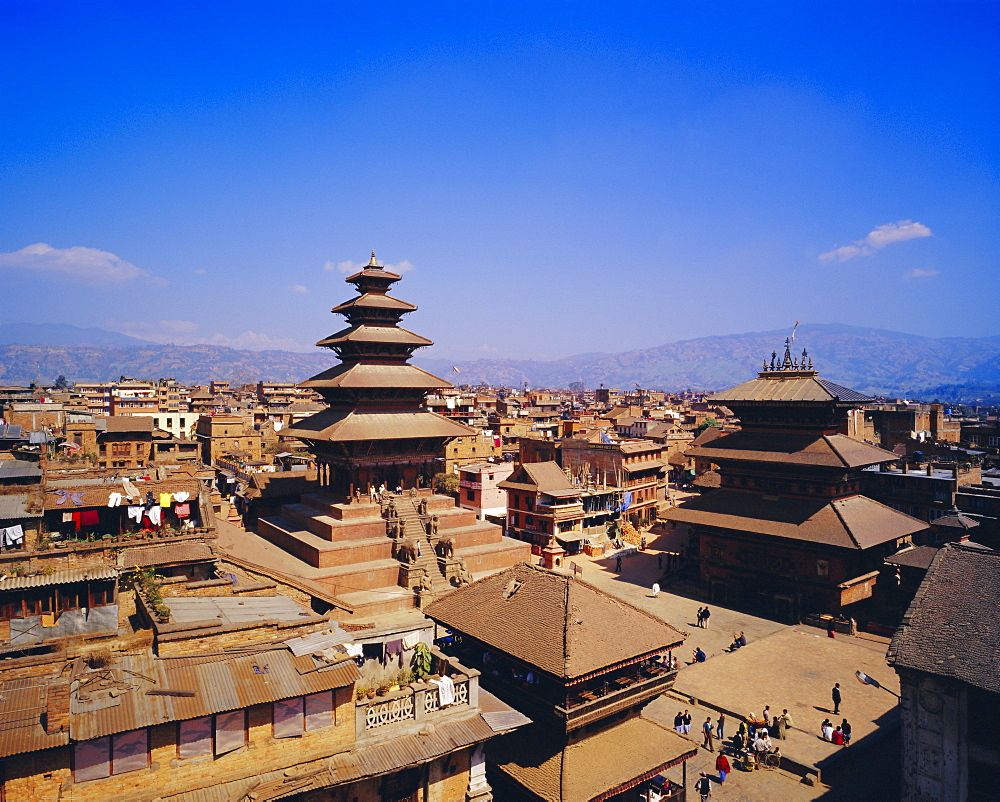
2,323,1000,402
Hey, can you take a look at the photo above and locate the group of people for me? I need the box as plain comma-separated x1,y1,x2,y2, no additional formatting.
728,630,747,651
695,606,711,627
820,717,852,745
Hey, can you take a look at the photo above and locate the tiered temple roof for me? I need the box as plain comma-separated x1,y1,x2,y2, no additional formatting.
285,252,472,495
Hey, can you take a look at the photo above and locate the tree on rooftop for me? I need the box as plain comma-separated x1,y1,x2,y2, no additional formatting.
694,416,720,435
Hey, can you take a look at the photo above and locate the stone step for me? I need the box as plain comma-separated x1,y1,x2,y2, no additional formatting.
257,517,392,568
453,537,532,575
310,558,404,592
299,493,382,522
332,586,418,617
282,503,387,542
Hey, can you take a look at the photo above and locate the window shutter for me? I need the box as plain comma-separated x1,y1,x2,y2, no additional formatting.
178,716,213,758
273,697,304,738
74,737,111,781
111,730,148,774
304,691,334,731
214,710,246,755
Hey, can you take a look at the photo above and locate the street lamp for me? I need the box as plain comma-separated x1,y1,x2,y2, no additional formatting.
855,670,901,699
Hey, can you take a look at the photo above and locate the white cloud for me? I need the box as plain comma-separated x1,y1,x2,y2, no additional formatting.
108,320,310,352
206,331,311,351
290,284,308,293
905,268,939,280
324,257,416,274
819,220,932,263
0,243,161,284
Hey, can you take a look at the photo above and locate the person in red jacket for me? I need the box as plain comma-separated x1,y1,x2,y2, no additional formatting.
832,725,845,746
715,753,731,784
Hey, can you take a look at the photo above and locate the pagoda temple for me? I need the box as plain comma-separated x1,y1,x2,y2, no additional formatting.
285,251,474,498
257,253,531,616
667,340,929,623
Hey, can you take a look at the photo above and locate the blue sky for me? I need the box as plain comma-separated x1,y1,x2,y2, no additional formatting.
2,2,998,361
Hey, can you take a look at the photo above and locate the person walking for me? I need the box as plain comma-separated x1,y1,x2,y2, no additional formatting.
762,705,772,727
682,710,693,735
674,711,685,734
695,607,704,627
715,753,730,784
702,607,711,628
615,555,622,572
716,713,726,742
695,772,712,801
702,717,715,751
832,682,842,715
652,582,660,597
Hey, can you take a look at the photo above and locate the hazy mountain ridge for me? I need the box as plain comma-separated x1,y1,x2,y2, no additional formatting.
2,323,1000,400
415,324,1000,398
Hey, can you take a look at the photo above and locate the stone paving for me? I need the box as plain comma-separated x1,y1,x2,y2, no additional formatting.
643,695,824,801
566,540,902,796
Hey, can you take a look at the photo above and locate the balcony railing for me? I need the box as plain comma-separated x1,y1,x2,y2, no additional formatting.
559,668,677,726
355,649,478,739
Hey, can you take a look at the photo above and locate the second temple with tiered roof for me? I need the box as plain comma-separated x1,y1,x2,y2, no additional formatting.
667,340,929,622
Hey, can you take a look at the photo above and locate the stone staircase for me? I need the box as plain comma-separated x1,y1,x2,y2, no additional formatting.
256,489,531,616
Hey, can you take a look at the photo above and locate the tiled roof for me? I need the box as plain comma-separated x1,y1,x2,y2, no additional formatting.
489,716,697,802
499,462,575,494
103,416,154,433
425,562,685,680
668,491,927,550
316,324,432,348
710,374,871,404
118,540,215,569
43,477,201,510
286,408,473,443
885,545,939,570
299,362,453,390
687,431,896,469
888,543,1000,694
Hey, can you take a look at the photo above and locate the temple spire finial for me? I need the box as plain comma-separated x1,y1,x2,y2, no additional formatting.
782,338,793,369
368,250,380,268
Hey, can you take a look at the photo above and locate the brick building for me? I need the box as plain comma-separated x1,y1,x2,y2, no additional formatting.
888,543,1000,801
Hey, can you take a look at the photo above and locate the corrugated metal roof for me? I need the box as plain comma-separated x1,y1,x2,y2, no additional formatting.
284,628,354,658
0,425,24,439
0,460,42,479
165,595,312,626
0,493,42,519
70,649,359,741
0,677,69,758
0,564,118,591
356,714,497,776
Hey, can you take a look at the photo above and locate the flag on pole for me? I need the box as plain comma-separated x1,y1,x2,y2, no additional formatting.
790,321,800,343
451,366,461,373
